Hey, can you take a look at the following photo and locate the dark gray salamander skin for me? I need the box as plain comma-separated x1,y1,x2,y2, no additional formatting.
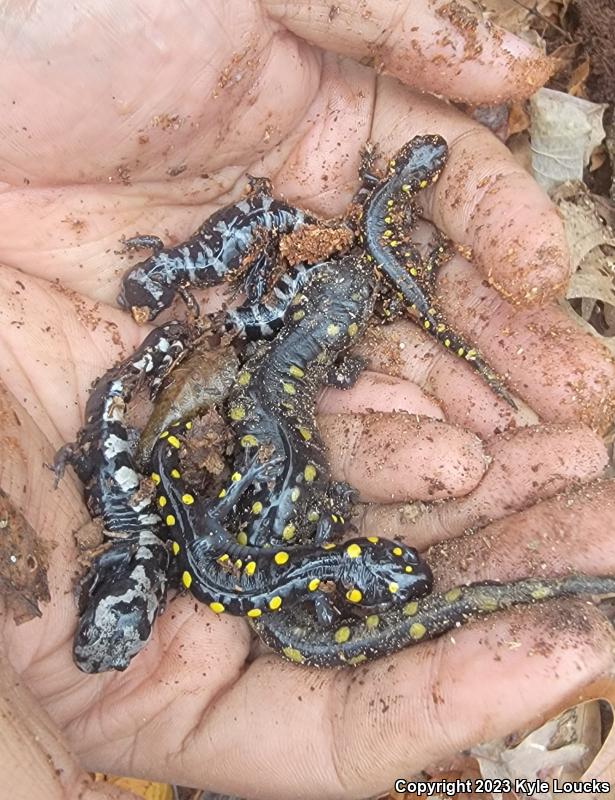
252,574,615,667
54,322,194,672
360,134,515,407
117,178,317,321
225,256,375,548
149,416,433,621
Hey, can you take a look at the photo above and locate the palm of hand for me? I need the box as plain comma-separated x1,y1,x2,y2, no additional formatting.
2,4,615,799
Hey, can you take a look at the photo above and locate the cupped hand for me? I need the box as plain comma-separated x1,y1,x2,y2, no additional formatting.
1,3,615,799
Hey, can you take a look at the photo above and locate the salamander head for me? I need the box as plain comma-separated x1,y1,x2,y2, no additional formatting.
340,538,433,611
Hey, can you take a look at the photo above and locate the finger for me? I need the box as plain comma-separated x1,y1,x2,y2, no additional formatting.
430,478,615,586
355,322,535,438
435,257,615,431
263,0,553,104
357,424,609,550
370,85,570,306
318,412,487,502
318,369,444,419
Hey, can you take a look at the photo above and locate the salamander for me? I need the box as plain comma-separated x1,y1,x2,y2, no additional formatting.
225,255,373,549
54,322,194,672
149,418,433,622
117,177,320,322
252,573,615,667
359,134,515,406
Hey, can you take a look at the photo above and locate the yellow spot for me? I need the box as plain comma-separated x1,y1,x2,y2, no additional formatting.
150,472,161,484
322,542,336,550
268,595,282,610
298,427,312,441
289,364,305,378
209,602,225,614
282,646,305,663
245,561,256,576
308,578,321,592
423,319,431,329
307,510,319,522
409,267,418,277
436,323,446,333
228,405,246,421
457,347,465,357
386,199,394,207
247,608,262,618
218,488,227,498
217,553,230,564
389,159,396,167
234,559,242,570
419,179,428,188
401,183,411,193
231,471,242,482
388,581,399,594
327,323,340,336
158,495,167,508
181,493,194,505
185,421,192,430
348,654,367,666
171,541,180,555
238,370,251,385
367,536,379,544
382,230,392,239
282,382,296,395
384,216,392,224
531,586,551,600
465,349,477,361
167,435,180,449
392,546,403,557
159,431,169,439
331,514,339,523
251,501,263,515
404,601,419,616
444,338,451,348
409,622,426,640
274,551,289,565
346,588,363,603
282,524,296,541
304,464,317,482
347,322,358,337
292,309,305,321
404,566,414,574
346,543,362,558
291,487,301,502
241,434,258,447
236,531,248,545
366,614,380,629
335,626,351,643
390,240,399,247
476,593,499,612
182,571,192,589
445,587,462,603
166,514,176,526
170,468,181,479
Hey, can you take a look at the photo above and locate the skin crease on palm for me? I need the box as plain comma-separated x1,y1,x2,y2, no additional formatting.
2,1,615,799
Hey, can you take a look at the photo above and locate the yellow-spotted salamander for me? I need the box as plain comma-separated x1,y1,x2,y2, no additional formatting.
118,177,321,322
359,134,515,406
225,256,372,549
150,420,432,622
253,573,615,667
54,322,194,672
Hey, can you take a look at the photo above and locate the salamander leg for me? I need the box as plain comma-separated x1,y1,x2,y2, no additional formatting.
324,355,367,389
124,235,165,254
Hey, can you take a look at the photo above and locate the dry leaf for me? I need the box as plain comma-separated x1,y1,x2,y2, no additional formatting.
529,88,607,192
568,58,591,97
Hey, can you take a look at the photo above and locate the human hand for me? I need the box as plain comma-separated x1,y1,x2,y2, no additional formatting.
2,2,615,798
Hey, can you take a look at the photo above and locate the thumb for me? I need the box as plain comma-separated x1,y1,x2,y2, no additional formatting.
263,0,553,103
